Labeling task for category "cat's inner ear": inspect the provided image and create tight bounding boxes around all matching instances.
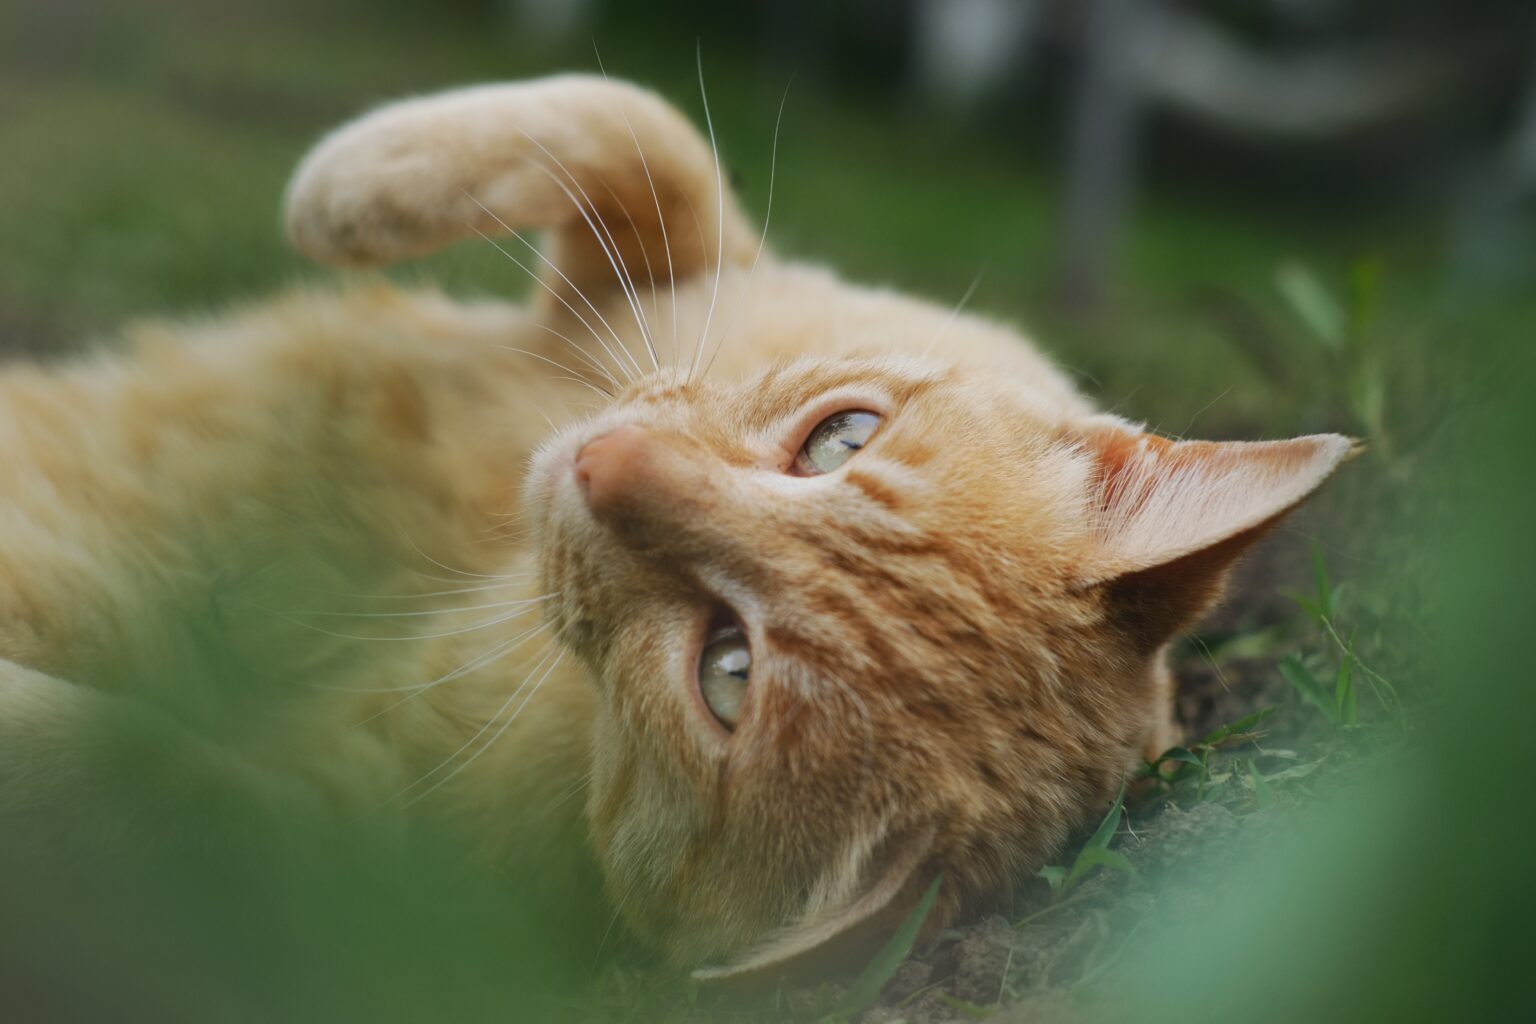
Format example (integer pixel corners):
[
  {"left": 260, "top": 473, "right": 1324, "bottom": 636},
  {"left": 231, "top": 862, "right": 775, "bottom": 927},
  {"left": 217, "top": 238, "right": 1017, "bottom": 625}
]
[
  {"left": 691, "top": 829, "right": 938, "bottom": 990},
  {"left": 1076, "top": 417, "right": 1355, "bottom": 650}
]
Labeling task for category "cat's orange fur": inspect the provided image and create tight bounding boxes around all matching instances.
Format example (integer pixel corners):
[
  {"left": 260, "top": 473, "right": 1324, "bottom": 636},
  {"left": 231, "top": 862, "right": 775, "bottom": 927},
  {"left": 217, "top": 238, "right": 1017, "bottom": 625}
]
[{"left": 0, "top": 76, "right": 1350, "bottom": 980}]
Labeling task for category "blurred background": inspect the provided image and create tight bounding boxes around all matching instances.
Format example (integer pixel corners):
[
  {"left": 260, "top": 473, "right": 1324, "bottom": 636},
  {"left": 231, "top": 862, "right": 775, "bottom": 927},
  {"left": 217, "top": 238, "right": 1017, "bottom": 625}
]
[
  {"left": 1, "top": 1, "right": 1532, "bottom": 1021},
  {"left": 3, "top": 0, "right": 1534, "bottom": 432}
]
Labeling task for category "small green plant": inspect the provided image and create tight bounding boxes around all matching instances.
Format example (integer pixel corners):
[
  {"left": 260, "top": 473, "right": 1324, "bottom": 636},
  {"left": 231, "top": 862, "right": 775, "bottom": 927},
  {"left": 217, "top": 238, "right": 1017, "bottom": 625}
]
[
  {"left": 820, "top": 875, "right": 944, "bottom": 1023},
  {"left": 1282, "top": 544, "right": 1396, "bottom": 724},
  {"left": 1036, "top": 783, "right": 1137, "bottom": 901},
  {"left": 1274, "top": 259, "right": 1391, "bottom": 461},
  {"left": 1145, "top": 706, "right": 1278, "bottom": 783}
]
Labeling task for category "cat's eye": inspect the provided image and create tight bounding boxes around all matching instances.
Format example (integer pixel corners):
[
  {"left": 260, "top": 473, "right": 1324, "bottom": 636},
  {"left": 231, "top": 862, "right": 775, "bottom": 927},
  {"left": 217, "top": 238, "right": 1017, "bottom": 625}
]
[
  {"left": 698, "top": 626, "right": 750, "bottom": 730},
  {"left": 795, "top": 410, "right": 882, "bottom": 475}
]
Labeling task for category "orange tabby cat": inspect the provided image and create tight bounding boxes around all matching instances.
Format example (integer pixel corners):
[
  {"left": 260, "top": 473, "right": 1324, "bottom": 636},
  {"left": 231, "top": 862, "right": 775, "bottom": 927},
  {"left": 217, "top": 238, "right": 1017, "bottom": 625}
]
[{"left": 0, "top": 75, "right": 1350, "bottom": 981}]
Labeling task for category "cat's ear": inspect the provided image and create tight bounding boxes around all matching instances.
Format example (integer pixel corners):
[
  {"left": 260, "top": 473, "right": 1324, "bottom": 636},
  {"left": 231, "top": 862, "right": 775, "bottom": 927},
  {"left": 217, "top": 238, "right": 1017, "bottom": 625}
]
[
  {"left": 691, "top": 830, "right": 938, "bottom": 989},
  {"left": 1075, "top": 417, "right": 1356, "bottom": 650}
]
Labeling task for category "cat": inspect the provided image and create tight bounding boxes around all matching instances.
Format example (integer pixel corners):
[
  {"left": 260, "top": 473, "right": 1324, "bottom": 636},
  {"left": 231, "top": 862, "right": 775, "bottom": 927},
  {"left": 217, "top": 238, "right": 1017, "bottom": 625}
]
[{"left": 0, "top": 74, "right": 1350, "bottom": 984}]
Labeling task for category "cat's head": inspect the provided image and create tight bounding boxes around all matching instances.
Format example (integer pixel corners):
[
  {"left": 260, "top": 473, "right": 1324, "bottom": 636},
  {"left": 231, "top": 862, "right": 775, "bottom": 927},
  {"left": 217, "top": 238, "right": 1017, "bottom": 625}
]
[{"left": 526, "top": 352, "right": 1351, "bottom": 981}]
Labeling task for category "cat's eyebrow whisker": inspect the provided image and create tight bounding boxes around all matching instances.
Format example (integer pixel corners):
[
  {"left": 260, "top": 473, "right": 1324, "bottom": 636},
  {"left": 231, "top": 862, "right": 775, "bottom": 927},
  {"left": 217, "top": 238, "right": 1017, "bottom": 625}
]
[
  {"left": 402, "top": 646, "right": 568, "bottom": 807},
  {"left": 464, "top": 216, "right": 636, "bottom": 388},
  {"left": 595, "top": 43, "right": 681, "bottom": 376},
  {"left": 921, "top": 271, "right": 984, "bottom": 360},
  {"left": 689, "top": 41, "right": 728, "bottom": 385},
  {"left": 505, "top": 136, "right": 657, "bottom": 377},
  {"left": 702, "top": 76, "right": 792, "bottom": 382}
]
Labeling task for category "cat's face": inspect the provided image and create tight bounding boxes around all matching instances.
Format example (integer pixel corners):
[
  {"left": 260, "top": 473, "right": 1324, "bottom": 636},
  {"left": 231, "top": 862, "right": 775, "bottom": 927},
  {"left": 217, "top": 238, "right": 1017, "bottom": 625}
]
[{"left": 526, "top": 355, "right": 1164, "bottom": 971}]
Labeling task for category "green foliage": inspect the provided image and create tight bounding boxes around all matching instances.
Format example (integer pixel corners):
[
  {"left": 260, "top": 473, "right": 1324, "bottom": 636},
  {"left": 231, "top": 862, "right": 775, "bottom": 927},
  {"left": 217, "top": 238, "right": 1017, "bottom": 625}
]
[
  {"left": 823, "top": 875, "right": 944, "bottom": 1023},
  {"left": 1273, "top": 258, "right": 1393, "bottom": 460},
  {"left": 1036, "top": 783, "right": 1138, "bottom": 902},
  {"left": 1283, "top": 544, "right": 1394, "bottom": 725}
]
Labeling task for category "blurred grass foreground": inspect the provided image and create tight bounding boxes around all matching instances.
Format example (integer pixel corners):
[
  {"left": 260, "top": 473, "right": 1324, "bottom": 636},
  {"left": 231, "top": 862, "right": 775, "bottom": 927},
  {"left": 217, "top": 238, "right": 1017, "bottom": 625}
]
[{"left": 2, "top": 1, "right": 1535, "bottom": 1021}]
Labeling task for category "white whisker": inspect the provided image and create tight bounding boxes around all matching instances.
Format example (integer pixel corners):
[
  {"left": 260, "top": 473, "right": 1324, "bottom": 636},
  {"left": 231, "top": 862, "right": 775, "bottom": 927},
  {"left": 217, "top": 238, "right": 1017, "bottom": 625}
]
[
  {"left": 330, "top": 577, "right": 534, "bottom": 602},
  {"left": 293, "top": 593, "right": 551, "bottom": 620},
  {"left": 392, "top": 518, "right": 528, "bottom": 581},
  {"left": 465, "top": 217, "right": 637, "bottom": 386},
  {"left": 595, "top": 43, "right": 680, "bottom": 375},
  {"left": 346, "top": 624, "right": 553, "bottom": 726},
  {"left": 510, "top": 145, "right": 655, "bottom": 377},
  {"left": 403, "top": 647, "right": 568, "bottom": 807},
  {"left": 270, "top": 601, "right": 544, "bottom": 643},
  {"left": 922, "top": 272, "right": 984, "bottom": 359},
  {"left": 497, "top": 345, "right": 615, "bottom": 398},
  {"left": 703, "top": 77, "right": 792, "bottom": 381},
  {"left": 690, "top": 42, "right": 728, "bottom": 383}
]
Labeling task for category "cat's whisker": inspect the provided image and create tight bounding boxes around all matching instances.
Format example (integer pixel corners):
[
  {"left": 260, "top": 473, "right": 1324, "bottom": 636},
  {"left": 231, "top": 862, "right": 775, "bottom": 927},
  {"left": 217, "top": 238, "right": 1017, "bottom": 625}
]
[
  {"left": 348, "top": 624, "right": 553, "bottom": 726},
  {"left": 920, "top": 272, "right": 984, "bottom": 359},
  {"left": 689, "top": 42, "right": 728, "bottom": 384},
  {"left": 497, "top": 345, "right": 614, "bottom": 399},
  {"left": 545, "top": 771, "right": 591, "bottom": 815},
  {"left": 326, "top": 577, "right": 535, "bottom": 602},
  {"left": 403, "top": 647, "right": 568, "bottom": 807},
  {"left": 702, "top": 77, "right": 792, "bottom": 382},
  {"left": 529, "top": 320, "right": 624, "bottom": 394},
  {"left": 270, "top": 601, "right": 545, "bottom": 643},
  {"left": 463, "top": 216, "right": 637, "bottom": 387},
  {"left": 590, "top": 171, "right": 663, "bottom": 367},
  {"left": 392, "top": 518, "right": 533, "bottom": 581},
  {"left": 321, "top": 620, "right": 548, "bottom": 697},
  {"left": 513, "top": 149, "right": 656, "bottom": 378},
  {"left": 459, "top": 193, "right": 636, "bottom": 386},
  {"left": 290, "top": 593, "right": 552, "bottom": 620},
  {"left": 595, "top": 43, "right": 681, "bottom": 377}
]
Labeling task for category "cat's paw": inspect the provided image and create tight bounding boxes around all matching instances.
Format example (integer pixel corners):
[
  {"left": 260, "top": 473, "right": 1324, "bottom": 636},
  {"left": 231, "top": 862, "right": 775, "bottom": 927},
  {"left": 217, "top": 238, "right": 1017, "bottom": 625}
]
[{"left": 283, "top": 75, "right": 756, "bottom": 282}]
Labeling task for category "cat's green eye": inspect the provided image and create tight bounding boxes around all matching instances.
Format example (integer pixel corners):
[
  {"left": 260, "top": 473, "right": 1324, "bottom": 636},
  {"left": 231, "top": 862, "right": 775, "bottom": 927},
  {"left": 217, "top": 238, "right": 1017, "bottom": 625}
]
[
  {"left": 698, "top": 627, "right": 750, "bottom": 730},
  {"left": 795, "top": 410, "right": 882, "bottom": 475}
]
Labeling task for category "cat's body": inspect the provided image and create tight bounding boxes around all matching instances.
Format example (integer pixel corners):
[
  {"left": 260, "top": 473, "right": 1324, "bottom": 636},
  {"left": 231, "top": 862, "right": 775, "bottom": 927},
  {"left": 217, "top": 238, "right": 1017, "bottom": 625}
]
[{"left": 0, "top": 76, "right": 1347, "bottom": 980}]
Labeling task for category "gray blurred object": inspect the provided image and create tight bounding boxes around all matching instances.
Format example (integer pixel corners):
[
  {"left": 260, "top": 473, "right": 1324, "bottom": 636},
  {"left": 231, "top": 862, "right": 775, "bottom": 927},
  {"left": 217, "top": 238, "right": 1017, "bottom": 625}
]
[
  {"left": 502, "top": 0, "right": 593, "bottom": 45},
  {"left": 1451, "top": 31, "right": 1536, "bottom": 289},
  {"left": 912, "top": 0, "right": 1039, "bottom": 108},
  {"left": 1054, "top": 0, "right": 1499, "bottom": 311},
  {"left": 1133, "top": 7, "right": 1462, "bottom": 139},
  {"left": 1059, "top": 0, "right": 1151, "bottom": 311}
]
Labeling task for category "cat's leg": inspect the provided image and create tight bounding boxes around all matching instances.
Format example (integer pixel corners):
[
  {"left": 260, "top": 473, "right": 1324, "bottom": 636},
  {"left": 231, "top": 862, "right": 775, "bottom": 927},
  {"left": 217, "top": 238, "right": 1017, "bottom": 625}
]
[{"left": 283, "top": 76, "right": 759, "bottom": 317}]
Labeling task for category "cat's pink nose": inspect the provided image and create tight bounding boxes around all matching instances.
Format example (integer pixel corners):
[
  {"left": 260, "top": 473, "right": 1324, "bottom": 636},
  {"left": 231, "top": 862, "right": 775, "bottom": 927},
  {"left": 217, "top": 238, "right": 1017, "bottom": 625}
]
[{"left": 574, "top": 424, "right": 652, "bottom": 520}]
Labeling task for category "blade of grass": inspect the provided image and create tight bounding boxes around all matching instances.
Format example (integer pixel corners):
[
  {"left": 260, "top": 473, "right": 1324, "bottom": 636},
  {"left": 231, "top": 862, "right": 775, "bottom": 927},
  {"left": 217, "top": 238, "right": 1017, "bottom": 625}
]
[
  {"left": 1280, "top": 655, "right": 1339, "bottom": 724},
  {"left": 828, "top": 875, "right": 943, "bottom": 1021}
]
